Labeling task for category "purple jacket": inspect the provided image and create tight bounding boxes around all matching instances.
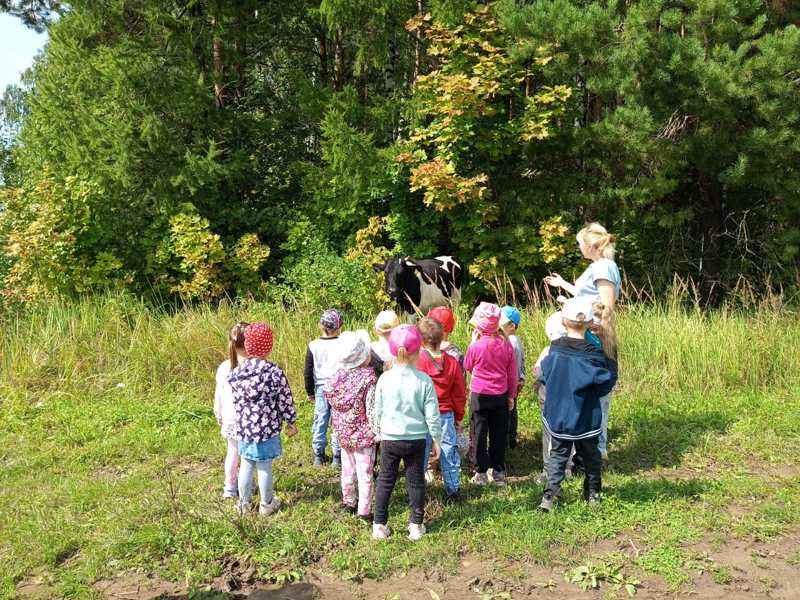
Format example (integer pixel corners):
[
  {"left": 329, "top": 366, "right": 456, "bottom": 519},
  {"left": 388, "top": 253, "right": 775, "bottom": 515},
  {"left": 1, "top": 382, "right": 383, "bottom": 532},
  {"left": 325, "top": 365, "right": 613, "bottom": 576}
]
[{"left": 228, "top": 358, "right": 297, "bottom": 443}]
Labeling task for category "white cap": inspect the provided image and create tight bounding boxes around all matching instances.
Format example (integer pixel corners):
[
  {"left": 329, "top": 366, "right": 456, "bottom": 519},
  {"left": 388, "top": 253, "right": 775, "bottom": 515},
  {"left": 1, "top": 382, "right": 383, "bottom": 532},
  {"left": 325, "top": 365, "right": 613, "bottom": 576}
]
[
  {"left": 374, "top": 310, "right": 400, "bottom": 334},
  {"left": 337, "top": 330, "right": 372, "bottom": 369},
  {"left": 544, "top": 312, "right": 567, "bottom": 341},
  {"left": 561, "top": 297, "right": 594, "bottom": 324}
]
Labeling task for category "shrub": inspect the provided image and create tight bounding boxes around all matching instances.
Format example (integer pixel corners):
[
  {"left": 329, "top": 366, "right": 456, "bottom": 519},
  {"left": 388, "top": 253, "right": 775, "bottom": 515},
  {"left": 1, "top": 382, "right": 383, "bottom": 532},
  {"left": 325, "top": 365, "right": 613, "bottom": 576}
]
[{"left": 273, "top": 234, "right": 381, "bottom": 318}]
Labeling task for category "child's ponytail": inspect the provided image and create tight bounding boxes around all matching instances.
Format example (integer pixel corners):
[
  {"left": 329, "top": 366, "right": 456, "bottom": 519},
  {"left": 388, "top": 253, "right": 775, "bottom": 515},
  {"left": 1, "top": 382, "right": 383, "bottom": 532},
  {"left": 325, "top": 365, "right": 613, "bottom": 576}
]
[
  {"left": 591, "top": 304, "right": 618, "bottom": 361},
  {"left": 228, "top": 322, "right": 250, "bottom": 369},
  {"left": 395, "top": 346, "right": 409, "bottom": 365},
  {"left": 578, "top": 223, "right": 616, "bottom": 260}
]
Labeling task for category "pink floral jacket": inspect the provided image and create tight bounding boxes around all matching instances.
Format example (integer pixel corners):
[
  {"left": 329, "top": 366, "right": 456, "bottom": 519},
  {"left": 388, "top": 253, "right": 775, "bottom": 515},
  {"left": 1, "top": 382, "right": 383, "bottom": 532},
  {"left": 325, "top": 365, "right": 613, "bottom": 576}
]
[{"left": 324, "top": 367, "right": 378, "bottom": 450}]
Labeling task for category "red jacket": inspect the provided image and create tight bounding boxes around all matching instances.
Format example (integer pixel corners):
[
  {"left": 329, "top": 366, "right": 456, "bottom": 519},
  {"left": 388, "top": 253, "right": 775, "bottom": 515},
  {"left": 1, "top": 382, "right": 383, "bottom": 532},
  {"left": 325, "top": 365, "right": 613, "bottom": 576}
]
[{"left": 416, "top": 349, "right": 467, "bottom": 423}]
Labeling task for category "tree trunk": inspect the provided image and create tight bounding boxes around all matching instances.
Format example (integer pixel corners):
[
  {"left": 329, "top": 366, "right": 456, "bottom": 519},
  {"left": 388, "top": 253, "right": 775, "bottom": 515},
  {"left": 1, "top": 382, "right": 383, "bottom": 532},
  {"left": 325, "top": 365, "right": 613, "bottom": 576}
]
[
  {"left": 211, "top": 2, "right": 225, "bottom": 109},
  {"left": 413, "top": 0, "right": 423, "bottom": 85},
  {"left": 232, "top": 10, "right": 244, "bottom": 103},
  {"left": 333, "top": 31, "right": 345, "bottom": 91},
  {"left": 318, "top": 28, "right": 329, "bottom": 88}
]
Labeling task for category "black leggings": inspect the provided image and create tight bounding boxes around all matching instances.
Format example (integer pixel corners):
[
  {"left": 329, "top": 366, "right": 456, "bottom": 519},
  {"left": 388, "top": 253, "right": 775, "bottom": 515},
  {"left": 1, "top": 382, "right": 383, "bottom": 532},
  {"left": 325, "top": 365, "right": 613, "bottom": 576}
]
[
  {"left": 471, "top": 393, "right": 509, "bottom": 474},
  {"left": 508, "top": 404, "right": 518, "bottom": 448},
  {"left": 373, "top": 439, "right": 427, "bottom": 525}
]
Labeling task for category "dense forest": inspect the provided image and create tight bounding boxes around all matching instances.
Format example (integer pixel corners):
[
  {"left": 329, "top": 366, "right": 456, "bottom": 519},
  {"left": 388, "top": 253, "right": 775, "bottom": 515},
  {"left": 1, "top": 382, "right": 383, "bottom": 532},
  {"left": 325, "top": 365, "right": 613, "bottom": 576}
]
[{"left": 1, "top": 0, "right": 799, "bottom": 309}]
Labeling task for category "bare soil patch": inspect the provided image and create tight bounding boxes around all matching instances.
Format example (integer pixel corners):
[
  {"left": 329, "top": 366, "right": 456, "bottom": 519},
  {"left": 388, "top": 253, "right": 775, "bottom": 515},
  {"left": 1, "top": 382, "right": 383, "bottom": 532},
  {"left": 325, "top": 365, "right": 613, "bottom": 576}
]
[{"left": 14, "top": 530, "right": 785, "bottom": 599}]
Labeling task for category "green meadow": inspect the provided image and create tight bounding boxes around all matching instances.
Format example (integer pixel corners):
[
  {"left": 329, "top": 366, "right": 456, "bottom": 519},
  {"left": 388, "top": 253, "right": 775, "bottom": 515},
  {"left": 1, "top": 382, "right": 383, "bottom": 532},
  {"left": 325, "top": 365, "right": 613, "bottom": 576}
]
[{"left": 1, "top": 295, "right": 799, "bottom": 598}]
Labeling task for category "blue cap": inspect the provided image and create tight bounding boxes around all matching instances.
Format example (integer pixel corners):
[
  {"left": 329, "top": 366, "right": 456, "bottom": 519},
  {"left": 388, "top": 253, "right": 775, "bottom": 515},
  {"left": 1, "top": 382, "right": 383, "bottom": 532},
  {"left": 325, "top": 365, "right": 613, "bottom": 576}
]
[{"left": 500, "top": 305, "right": 521, "bottom": 327}]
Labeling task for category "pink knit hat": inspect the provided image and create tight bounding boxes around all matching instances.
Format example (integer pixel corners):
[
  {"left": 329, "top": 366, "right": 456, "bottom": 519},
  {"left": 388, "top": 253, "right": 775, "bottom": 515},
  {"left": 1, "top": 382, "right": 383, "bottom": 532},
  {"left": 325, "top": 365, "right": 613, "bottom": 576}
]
[
  {"left": 388, "top": 324, "right": 422, "bottom": 356},
  {"left": 469, "top": 302, "right": 501, "bottom": 335}
]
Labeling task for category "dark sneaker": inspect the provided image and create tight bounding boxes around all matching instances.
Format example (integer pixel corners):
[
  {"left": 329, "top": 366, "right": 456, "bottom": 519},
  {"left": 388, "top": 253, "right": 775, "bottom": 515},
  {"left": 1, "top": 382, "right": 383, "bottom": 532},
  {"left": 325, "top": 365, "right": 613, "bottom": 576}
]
[
  {"left": 586, "top": 491, "right": 602, "bottom": 504},
  {"left": 539, "top": 493, "right": 558, "bottom": 512},
  {"left": 332, "top": 455, "right": 342, "bottom": 468},
  {"left": 313, "top": 454, "right": 327, "bottom": 467},
  {"left": 444, "top": 492, "right": 461, "bottom": 505},
  {"left": 340, "top": 503, "right": 357, "bottom": 515},
  {"left": 491, "top": 469, "right": 507, "bottom": 487},
  {"left": 357, "top": 513, "right": 373, "bottom": 525}
]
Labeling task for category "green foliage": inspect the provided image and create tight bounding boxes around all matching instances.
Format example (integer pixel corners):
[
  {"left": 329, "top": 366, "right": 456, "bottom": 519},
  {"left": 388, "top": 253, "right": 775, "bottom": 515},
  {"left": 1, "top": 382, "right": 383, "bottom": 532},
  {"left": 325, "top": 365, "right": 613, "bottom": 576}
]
[
  {"left": 0, "top": 169, "right": 123, "bottom": 301},
  {"left": 155, "top": 210, "right": 228, "bottom": 301},
  {"left": 151, "top": 207, "right": 270, "bottom": 301},
  {"left": 497, "top": 0, "right": 800, "bottom": 292},
  {"left": 2, "top": 0, "right": 800, "bottom": 302},
  {"left": 2, "top": 1, "right": 311, "bottom": 301},
  {"left": 399, "top": 6, "right": 573, "bottom": 285},
  {"left": 274, "top": 231, "right": 381, "bottom": 317},
  {"left": 566, "top": 554, "right": 640, "bottom": 595}
]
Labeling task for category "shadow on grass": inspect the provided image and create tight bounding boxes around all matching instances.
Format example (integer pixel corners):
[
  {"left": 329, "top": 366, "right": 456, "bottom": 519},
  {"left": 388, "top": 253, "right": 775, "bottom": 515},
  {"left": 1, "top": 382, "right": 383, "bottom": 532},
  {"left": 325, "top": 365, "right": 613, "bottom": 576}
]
[
  {"left": 609, "top": 407, "right": 734, "bottom": 474},
  {"left": 419, "top": 463, "right": 714, "bottom": 534},
  {"left": 504, "top": 403, "right": 735, "bottom": 479},
  {"left": 609, "top": 475, "right": 712, "bottom": 503}
]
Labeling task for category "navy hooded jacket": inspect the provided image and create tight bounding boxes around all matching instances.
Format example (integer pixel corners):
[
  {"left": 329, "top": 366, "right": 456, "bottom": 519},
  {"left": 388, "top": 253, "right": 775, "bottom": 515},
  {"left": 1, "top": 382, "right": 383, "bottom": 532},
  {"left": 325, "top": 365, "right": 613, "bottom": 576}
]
[{"left": 540, "top": 337, "right": 618, "bottom": 441}]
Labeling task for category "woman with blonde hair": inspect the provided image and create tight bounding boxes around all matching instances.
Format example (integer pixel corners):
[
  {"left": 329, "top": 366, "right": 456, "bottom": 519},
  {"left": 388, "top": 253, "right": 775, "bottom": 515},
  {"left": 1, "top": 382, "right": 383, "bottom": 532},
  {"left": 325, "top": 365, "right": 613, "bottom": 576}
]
[
  {"left": 544, "top": 223, "right": 621, "bottom": 311},
  {"left": 544, "top": 223, "right": 621, "bottom": 460}
]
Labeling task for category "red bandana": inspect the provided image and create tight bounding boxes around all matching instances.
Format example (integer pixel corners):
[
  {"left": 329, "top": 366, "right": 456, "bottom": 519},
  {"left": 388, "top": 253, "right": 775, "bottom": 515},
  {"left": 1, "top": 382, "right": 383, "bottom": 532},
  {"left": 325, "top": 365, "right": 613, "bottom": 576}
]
[{"left": 244, "top": 323, "right": 273, "bottom": 357}]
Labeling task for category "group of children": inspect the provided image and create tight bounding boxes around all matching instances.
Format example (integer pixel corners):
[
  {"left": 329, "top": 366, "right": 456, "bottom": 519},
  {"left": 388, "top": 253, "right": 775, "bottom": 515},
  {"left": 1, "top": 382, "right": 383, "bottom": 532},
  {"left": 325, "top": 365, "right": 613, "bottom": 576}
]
[{"left": 212, "top": 297, "right": 618, "bottom": 539}]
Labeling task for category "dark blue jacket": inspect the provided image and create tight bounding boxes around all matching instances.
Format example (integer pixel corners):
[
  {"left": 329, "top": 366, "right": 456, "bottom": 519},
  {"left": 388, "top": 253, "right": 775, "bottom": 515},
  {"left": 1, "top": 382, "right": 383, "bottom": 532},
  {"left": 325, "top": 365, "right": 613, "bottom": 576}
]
[{"left": 540, "top": 338, "right": 618, "bottom": 441}]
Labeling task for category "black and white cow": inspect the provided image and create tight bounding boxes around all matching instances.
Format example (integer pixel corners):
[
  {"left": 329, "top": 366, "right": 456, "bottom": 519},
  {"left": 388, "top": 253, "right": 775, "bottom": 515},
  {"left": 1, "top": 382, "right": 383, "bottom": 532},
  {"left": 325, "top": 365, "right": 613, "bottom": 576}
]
[{"left": 373, "top": 256, "right": 463, "bottom": 314}]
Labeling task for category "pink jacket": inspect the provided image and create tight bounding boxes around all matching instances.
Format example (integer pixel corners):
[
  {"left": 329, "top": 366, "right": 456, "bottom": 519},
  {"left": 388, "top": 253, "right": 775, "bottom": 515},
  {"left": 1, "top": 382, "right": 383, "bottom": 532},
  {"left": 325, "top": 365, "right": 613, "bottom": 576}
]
[
  {"left": 325, "top": 367, "right": 378, "bottom": 450},
  {"left": 464, "top": 334, "right": 518, "bottom": 399}
]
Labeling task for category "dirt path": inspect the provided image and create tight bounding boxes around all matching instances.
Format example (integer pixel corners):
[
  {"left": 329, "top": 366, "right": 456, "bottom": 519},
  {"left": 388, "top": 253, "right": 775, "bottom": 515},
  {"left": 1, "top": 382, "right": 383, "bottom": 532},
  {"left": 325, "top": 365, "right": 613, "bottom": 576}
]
[{"left": 17, "top": 529, "right": 797, "bottom": 600}]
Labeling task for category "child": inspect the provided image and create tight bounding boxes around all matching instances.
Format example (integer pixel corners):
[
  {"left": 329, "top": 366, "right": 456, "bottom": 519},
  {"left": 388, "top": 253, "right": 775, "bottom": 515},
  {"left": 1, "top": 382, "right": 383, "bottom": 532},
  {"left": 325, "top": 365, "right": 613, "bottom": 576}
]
[
  {"left": 533, "top": 313, "right": 568, "bottom": 484},
  {"left": 426, "top": 305, "right": 476, "bottom": 468},
  {"left": 416, "top": 317, "right": 467, "bottom": 503},
  {"left": 499, "top": 306, "right": 525, "bottom": 449},
  {"left": 464, "top": 302, "right": 518, "bottom": 487},
  {"left": 214, "top": 322, "right": 249, "bottom": 499},
  {"left": 228, "top": 323, "right": 298, "bottom": 515},
  {"left": 373, "top": 325, "right": 442, "bottom": 541},
  {"left": 589, "top": 303, "right": 618, "bottom": 461},
  {"left": 426, "top": 306, "right": 465, "bottom": 370},
  {"left": 370, "top": 309, "right": 400, "bottom": 373},
  {"left": 538, "top": 298, "right": 618, "bottom": 511},
  {"left": 325, "top": 330, "right": 378, "bottom": 523},
  {"left": 304, "top": 309, "right": 343, "bottom": 466}
]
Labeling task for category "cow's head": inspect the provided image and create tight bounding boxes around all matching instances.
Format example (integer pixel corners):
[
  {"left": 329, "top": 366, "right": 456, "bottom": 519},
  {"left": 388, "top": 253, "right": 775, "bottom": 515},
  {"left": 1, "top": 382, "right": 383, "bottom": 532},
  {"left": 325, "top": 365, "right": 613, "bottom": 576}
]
[{"left": 373, "top": 257, "right": 421, "bottom": 300}]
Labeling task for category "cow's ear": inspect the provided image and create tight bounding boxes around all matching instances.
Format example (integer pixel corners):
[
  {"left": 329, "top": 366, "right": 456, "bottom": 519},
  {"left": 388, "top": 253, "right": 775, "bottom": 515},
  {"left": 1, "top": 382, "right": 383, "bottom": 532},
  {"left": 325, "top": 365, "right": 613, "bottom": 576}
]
[{"left": 372, "top": 262, "right": 386, "bottom": 273}]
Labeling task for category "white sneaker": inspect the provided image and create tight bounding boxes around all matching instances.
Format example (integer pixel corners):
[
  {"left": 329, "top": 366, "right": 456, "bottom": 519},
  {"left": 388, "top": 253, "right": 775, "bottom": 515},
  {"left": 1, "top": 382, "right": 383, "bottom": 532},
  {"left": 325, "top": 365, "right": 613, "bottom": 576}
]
[
  {"left": 408, "top": 523, "right": 426, "bottom": 541},
  {"left": 372, "top": 523, "right": 391, "bottom": 540},
  {"left": 471, "top": 472, "right": 489, "bottom": 486},
  {"left": 424, "top": 469, "right": 436, "bottom": 485},
  {"left": 238, "top": 499, "right": 252, "bottom": 515},
  {"left": 259, "top": 496, "right": 281, "bottom": 516}
]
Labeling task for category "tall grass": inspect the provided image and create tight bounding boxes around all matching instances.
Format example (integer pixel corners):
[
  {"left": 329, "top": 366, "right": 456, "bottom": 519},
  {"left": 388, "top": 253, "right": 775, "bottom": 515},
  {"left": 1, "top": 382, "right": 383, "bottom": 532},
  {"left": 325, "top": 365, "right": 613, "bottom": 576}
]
[{"left": 2, "top": 292, "right": 798, "bottom": 403}]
